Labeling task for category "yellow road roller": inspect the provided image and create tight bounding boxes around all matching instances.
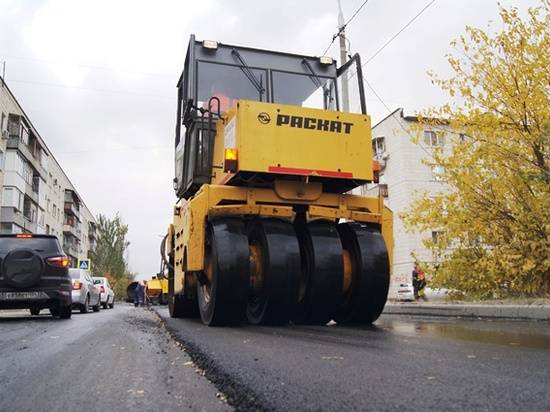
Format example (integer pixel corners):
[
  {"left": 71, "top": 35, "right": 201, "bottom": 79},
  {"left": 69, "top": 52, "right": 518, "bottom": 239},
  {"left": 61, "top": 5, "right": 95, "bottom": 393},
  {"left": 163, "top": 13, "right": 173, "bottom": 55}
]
[{"left": 161, "top": 35, "right": 393, "bottom": 326}]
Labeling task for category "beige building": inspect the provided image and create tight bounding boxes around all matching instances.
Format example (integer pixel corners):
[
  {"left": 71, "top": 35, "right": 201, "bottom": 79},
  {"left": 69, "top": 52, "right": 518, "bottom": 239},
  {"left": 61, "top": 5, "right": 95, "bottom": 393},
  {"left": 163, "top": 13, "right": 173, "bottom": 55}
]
[
  {"left": 357, "top": 108, "right": 456, "bottom": 298},
  {"left": 0, "top": 78, "right": 96, "bottom": 267}
]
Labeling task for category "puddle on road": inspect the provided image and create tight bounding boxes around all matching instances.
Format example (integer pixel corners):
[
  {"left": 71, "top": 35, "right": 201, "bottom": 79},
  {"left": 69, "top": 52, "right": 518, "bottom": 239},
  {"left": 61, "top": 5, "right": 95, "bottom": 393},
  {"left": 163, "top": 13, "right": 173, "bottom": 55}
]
[{"left": 378, "top": 318, "right": 550, "bottom": 350}]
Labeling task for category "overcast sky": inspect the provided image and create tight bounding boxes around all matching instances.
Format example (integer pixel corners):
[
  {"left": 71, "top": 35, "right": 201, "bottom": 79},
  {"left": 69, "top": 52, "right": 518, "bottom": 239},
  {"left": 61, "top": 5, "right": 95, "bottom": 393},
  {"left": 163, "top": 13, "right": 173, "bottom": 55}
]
[{"left": 0, "top": 0, "right": 537, "bottom": 278}]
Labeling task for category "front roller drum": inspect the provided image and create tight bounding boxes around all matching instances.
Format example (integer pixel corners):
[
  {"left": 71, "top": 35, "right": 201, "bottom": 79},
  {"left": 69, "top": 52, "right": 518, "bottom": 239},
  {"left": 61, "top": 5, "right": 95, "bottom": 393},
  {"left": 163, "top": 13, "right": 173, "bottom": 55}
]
[
  {"left": 197, "top": 218, "right": 250, "bottom": 326},
  {"left": 336, "top": 222, "right": 390, "bottom": 324},
  {"left": 247, "top": 219, "right": 301, "bottom": 325}
]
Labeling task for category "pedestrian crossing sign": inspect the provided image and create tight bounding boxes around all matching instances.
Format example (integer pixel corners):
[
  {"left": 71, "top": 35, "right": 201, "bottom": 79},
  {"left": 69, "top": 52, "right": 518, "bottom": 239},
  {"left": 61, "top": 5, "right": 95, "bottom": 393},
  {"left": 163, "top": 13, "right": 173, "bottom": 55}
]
[{"left": 78, "top": 259, "right": 91, "bottom": 270}]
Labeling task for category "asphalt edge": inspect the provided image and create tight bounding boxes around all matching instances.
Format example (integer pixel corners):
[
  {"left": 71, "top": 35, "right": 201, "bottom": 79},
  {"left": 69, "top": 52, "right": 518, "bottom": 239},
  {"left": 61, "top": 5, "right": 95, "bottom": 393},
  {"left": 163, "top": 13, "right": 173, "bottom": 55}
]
[
  {"left": 150, "top": 308, "right": 268, "bottom": 412},
  {"left": 384, "top": 303, "right": 550, "bottom": 321}
]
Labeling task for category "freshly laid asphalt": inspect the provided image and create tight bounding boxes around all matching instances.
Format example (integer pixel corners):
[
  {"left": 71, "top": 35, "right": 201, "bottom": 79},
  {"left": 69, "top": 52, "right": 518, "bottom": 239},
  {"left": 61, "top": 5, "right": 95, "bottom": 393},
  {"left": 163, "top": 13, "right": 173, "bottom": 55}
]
[
  {"left": 0, "top": 305, "right": 229, "bottom": 412},
  {"left": 157, "top": 308, "right": 550, "bottom": 411}
]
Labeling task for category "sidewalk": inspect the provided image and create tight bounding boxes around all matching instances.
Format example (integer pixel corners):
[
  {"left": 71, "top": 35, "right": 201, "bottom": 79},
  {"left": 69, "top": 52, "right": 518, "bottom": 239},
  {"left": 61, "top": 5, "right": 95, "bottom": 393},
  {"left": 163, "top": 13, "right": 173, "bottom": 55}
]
[{"left": 384, "top": 301, "right": 550, "bottom": 321}]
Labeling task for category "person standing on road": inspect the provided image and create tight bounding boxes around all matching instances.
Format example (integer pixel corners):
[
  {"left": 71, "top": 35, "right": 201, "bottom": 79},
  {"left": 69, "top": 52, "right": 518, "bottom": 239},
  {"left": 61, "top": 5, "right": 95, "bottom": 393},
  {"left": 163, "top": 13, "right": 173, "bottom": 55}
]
[
  {"left": 134, "top": 281, "right": 145, "bottom": 307},
  {"left": 143, "top": 280, "right": 150, "bottom": 307},
  {"left": 412, "top": 263, "right": 420, "bottom": 300},
  {"left": 417, "top": 266, "right": 428, "bottom": 301}
]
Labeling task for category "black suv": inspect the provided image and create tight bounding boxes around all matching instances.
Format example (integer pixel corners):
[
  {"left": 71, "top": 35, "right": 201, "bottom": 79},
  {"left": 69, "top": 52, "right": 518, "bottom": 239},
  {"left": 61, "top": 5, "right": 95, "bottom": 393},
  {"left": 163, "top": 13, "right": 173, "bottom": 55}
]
[{"left": 0, "top": 234, "right": 72, "bottom": 319}]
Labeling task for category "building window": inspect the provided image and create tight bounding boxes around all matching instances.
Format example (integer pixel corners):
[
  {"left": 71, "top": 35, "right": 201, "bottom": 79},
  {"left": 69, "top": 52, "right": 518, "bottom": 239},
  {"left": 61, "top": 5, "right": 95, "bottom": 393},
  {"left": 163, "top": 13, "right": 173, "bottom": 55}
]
[
  {"left": 379, "top": 183, "right": 389, "bottom": 198},
  {"left": 424, "top": 130, "right": 445, "bottom": 147},
  {"left": 372, "top": 136, "right": 386, "bottom": 158},
  {"left": 432, "top": 230, "right": 445, "bottom": 244},
  {"left": 0, "top": 112, "right": 5, "bottom": 132},
  {"left": 431, "top": 164, "right": 446, "bottom": 181}
]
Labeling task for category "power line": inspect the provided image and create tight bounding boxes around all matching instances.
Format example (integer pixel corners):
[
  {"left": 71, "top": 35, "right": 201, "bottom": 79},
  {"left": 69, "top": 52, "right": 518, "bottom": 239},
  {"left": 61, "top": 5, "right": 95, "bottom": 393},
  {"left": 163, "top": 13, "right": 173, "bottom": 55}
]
[
  {"left": 56, "top": 144, "right": 171, "bottom": 156},
  {"left": 7, "top": 78, "right": 173, "bottom": 100},
  {"left": 348, "top": 0, "right": 437, "bottom": 81},
  {"left": 0, "top": 53, "right": 174, "bottom": 78},
  {"left": 363, "top": 77, "right": 436, "bottom": 160},
  {"left": 322, "top": 0, "right": 372, "bottom": 56},
  {"left": 364, "top": 0, "right": 436, "bottom": 66}
]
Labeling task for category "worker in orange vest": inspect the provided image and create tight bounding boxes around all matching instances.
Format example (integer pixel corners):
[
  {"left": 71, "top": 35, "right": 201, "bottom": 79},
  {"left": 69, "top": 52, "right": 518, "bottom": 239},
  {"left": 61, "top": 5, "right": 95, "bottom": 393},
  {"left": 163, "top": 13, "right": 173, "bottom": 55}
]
[{"left": 203, "top": 83, "right": 235, "bottom": 114}]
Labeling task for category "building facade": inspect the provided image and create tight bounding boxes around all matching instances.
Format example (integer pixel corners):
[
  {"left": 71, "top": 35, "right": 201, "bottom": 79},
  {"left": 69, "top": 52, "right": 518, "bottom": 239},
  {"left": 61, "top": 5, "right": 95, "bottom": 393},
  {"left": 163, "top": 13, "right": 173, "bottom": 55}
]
[
  {"left": 0, "top": 79, "right": 96, "bottom": 267},
  {"left": 357, "top": 108, "right": 454, "bottom": 298}
]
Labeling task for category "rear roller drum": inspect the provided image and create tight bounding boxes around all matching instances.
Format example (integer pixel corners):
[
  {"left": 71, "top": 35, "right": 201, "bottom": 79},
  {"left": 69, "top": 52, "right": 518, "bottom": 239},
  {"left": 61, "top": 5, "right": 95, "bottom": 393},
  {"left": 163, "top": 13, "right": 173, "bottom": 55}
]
[
  {"left": 197, "top": 218, "right": 249, "bottom": 326},
  {"left": 336, "top": 222, "right": 390, "bottom": 324},
  {"left": 169, "top": 289, "right": 199, "bottom": 318},
  {"left": 168, "top": 254, "right": 199, "bottom": 319},
  {"left": 293, "top": 220, "right": 343, "bottom": 325},
  {"left": 247, "top": 219, "right": 301, "bottom": 326}
]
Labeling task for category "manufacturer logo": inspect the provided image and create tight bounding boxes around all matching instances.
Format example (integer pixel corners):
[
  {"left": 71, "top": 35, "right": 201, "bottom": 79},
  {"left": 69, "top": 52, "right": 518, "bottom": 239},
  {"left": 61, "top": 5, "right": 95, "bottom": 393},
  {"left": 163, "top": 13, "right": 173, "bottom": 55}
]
[
  {"left": 257, "top": 112, "right": 271, "bottom": 124},
  {"left": 276, "top": 114, "right": 353, "bottom": 134}
]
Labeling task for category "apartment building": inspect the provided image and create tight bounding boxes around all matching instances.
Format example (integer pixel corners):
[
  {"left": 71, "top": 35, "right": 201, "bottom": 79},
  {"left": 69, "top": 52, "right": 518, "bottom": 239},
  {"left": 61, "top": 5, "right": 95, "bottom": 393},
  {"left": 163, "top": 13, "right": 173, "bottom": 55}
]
[
  {"left": 0, "top": 78, "right": 96, "bottom": 267},
  {"left": 358, "top": 108, "right": 455, "bottom": 298}
]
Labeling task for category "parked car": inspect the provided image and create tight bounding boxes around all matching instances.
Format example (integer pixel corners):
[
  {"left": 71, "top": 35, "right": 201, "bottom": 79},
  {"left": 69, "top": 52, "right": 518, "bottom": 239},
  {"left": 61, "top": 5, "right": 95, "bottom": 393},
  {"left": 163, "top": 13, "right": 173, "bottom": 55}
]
[
  {"left": 396, "top": 283, "right": 415, "bottom": 302},
  {"left": 69, "top": 268, "right": 101, "bottom": 313},
  {"left": 93, "top": 277, "right": 115, "bottom": 309},
  {"left": 0, "top": 234, "right": 72, "bottom": 318}
]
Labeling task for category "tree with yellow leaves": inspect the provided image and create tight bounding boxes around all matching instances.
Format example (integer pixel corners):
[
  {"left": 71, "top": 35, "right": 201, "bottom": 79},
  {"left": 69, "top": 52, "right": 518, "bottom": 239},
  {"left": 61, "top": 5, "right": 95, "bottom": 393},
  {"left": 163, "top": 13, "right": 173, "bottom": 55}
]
[{"left": 403, "top": 1, "right": 549, "bottom": 298}]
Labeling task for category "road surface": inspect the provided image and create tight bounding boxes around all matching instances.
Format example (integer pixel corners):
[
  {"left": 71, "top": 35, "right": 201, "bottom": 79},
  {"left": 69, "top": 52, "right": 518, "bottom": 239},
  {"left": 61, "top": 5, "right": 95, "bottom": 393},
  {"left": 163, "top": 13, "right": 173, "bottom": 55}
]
[
  {"left": 0, "top": 305, "right": 229, "bottom": 412},
  {"left": 158, "top": 309, "right": 550, "bottom": 411},
  {"left": 2, "top": 304, "right": 549, "bottom": 411}
]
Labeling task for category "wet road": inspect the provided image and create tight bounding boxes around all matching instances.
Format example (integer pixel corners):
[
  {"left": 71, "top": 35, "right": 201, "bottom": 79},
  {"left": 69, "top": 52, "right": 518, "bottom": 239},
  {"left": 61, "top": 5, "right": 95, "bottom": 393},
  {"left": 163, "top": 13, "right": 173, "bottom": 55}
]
[
  {"left": 0, "top": 305, "right": 229, "bottom": 412},
  {"left": 158, "top": 309, "right": 550, "bottom": 411}
]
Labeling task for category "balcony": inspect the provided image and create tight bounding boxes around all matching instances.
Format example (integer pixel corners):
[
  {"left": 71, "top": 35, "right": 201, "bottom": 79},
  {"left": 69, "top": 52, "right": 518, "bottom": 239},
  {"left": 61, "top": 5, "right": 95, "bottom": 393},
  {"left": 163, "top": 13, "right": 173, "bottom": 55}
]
[
  {"left": 63, "top": 223, "right": 80, "bottom": 239},
  {"left": 6, "top": 136, "right": 47, "bottom": 178},
  {"left": 63, "top": 242, "right": 79, "bottom": 258},
  {"left": 88, "top": 222, "right": 97, "bottom": 240},
  {"left": 64, "top": 202, "right": 80, "bottom": 219}
]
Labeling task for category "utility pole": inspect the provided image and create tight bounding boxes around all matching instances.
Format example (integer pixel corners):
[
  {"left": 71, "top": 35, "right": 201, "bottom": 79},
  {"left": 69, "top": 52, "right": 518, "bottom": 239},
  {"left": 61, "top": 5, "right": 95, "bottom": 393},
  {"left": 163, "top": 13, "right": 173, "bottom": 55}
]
[{"left": 337, "top": 0, "right": 349, "bottom": 112}]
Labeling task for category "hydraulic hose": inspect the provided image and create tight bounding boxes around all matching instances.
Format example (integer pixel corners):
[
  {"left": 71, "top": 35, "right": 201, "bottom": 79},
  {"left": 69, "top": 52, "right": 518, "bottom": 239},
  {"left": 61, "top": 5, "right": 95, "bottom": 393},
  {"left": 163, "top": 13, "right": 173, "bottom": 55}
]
[{"left": 160, "top": 233, "right": 174, "bottom": 272}]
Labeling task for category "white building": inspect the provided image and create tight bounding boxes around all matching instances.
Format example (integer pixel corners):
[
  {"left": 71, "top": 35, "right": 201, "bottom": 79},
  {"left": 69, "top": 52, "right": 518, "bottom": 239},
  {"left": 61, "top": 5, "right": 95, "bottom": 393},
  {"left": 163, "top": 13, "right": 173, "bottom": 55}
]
[
  {"left": 359, "top": 108, "right": 455, "bottom": 298},
  {"left": 0, "top": 78, "right": 96, "bottom": 267}
]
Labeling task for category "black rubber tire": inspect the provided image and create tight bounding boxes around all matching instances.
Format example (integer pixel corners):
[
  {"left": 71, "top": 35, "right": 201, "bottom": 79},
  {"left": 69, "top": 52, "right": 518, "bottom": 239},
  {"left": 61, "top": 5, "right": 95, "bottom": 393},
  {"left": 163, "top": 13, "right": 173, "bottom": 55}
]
[
  {"left": 246, "top": 219, "right": 301, "bottom": 326},
  {"left": 30, "top": 308, "right": 40, "bottom": 316},
  {"left": 102, "top": 301, "right": 108, "bottom": 309},
  {"left": 58, "top": 305, "right": 72, "bottom": 319},
  {"left": 158, "top": 292, "right": 167, "bottom": 305},
  {"left": 335, "top": 223, "right": 390, "bottom": 324},
  {"left": 293, "top": 220, "right": 343, "bottom": 325},
  {"left": 197, "top": 218, "right": 249, "bottom": 326},
  {"left": 109, "top": 300, "right": 114, "bottom": 309},
  {"left": 80, "top": 296, "right": 89, "bottom": 314},
  {"left": 92, "top": 297, "right": 101, "bottom": 312},
  {"left": 169, "top": 292, "right": 199, "bottom": 318},
  {"left": 2, "top": 248, "right": 44, "bottom": 288}
]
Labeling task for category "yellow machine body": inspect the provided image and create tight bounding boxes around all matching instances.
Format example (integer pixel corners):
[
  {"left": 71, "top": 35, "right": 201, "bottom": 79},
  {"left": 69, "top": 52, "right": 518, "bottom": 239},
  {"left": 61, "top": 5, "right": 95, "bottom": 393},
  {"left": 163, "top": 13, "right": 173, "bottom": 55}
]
[
  {"left": 212, "top": 101, "right": 374, "bottom": 185},
  {"left": 168, "top": 101, "right": 393, "bottom": 297},
  {"left": 146, "top": 277, "right": 169, "bottom": 298},
  {"left": 166, "top": 37, "right": 393, "bottom": 325}
]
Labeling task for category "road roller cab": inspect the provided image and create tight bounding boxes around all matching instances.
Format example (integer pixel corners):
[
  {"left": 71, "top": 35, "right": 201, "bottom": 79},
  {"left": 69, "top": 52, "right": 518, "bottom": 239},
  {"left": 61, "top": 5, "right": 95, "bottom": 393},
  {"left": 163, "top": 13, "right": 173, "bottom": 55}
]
[{"left": 164, "top": 35, "right": 393, "bottom": 327}]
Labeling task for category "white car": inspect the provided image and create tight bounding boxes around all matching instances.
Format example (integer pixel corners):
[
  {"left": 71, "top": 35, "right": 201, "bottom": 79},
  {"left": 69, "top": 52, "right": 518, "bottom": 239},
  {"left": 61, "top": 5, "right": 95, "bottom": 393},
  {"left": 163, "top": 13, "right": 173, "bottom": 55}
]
[
  {"left": 93, "top": 277, "right": 115, "bottom": 309},
  {"left": 396, "top": 283, "right": 415, "bottom": 301},
  {"left": 69, "top": 269, "right": 101, "bottom": 313}
]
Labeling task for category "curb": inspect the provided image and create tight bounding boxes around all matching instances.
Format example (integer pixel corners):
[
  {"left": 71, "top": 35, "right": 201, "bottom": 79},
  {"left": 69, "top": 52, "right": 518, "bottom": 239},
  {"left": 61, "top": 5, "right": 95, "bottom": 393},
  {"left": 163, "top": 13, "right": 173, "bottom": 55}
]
[{"left": 383, "top": 303, "right": 550, "bottom": 321}]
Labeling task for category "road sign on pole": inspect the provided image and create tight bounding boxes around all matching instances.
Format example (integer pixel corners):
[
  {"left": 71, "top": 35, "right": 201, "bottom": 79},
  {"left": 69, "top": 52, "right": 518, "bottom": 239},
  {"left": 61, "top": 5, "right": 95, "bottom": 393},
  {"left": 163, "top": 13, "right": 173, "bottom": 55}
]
[{"left": 78, "top": 259, "right": 91, "bottom": 270}]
